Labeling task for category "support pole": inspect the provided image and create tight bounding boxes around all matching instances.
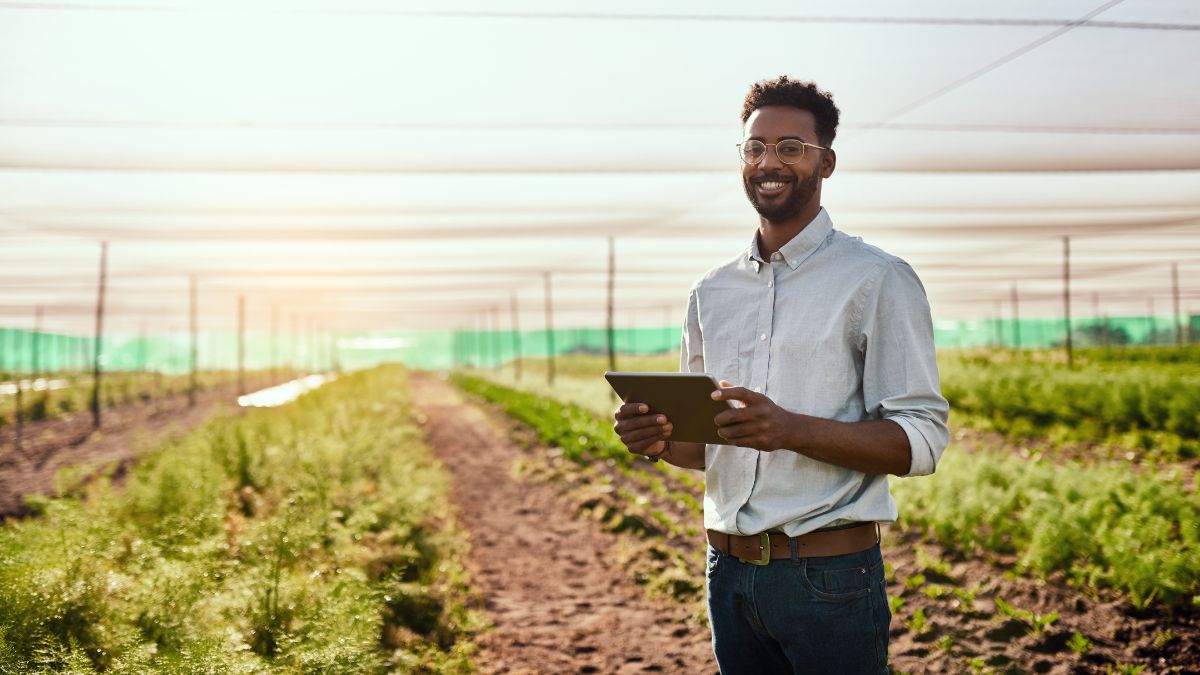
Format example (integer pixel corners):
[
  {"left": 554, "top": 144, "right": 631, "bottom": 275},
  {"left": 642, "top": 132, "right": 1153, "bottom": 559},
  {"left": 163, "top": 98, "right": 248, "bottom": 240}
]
[
  {"left": 1010, "top": 283, "right": 1021, "bottom": 349},
  {"left": 14, "top": 330, "right": 23, "bottom": 453},
  {"left": 607, "top": 236, "right": 617, "bottom": 373},
  {"left": 1172, "top": 262, "right": 1182, "bottom": 346},
  {"left": 91, "top": 242, "right": 108, "bottom": 429},
  {"left": 189, "top": 274, "right": 198, "bottom": 407},
  {"left": 238, "top": 295, "right": 246, "bottom": 396},
  {"left": 1062, "top": 236, "right": 1073, "bottom": 368},
  {"left": 511, "top": 291, "right": 522, "bottom": 380},
  {"left": 270, "top": 303, "right": 279, "bottom": 381},
  {"left": 544, "top": 271, "right": 556, "bottom": 386},
  {"left": 491, "top": 306, "right": 501, "bottom": 371},
  {"left": 33, "top": 306, "right": 43, "bottom": 380}
]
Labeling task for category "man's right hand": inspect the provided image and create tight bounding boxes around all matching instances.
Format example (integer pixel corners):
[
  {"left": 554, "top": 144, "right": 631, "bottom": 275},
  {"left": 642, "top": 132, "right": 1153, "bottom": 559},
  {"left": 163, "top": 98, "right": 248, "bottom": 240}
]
[{"left": 613, "top": 402, "right": 673, "bottom": 459}]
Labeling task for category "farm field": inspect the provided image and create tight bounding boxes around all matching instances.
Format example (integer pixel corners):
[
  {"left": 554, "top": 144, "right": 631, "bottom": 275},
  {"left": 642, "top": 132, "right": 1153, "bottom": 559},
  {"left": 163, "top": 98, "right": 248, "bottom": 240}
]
[
  {"left": 0, "top": 366, "right": 480, "bottom": 673},
  {"left": 458, "top": 348, "right": 1200, "bottom": 673},
  {"left": 2, "top": 350, "right": 1198, "bottom": 673}
]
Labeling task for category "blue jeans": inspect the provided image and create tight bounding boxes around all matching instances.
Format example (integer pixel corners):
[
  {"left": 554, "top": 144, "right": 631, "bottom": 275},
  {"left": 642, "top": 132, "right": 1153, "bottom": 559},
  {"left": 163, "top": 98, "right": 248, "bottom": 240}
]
[{"left": 706, "top": 542, "right": 891, "bottom": 674}]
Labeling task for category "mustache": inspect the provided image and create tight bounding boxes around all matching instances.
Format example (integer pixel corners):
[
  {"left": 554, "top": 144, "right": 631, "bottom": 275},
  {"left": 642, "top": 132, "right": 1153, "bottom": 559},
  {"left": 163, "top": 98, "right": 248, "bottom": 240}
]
[{"left": 751, "top": 173, "right": 792, "bottom": 183}]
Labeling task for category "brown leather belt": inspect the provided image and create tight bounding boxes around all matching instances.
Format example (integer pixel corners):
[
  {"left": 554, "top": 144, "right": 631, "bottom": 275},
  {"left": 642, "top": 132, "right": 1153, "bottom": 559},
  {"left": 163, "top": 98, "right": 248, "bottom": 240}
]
[{"left": 707, "top": 523, "right": 879, "bottom": 565}]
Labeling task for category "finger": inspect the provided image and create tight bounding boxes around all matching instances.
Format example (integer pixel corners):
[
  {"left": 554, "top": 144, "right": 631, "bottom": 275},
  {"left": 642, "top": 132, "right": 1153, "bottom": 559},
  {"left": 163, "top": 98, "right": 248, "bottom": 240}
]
[
  {"left": 627, "top": 439, "right": 665, "bottom": 456},
  {"left": 614, "top": 402, "right": 651, "bottom": 419},
  {"left": 622, "top": 424, "right": 672, "bottom": 445},
  {"left": 716, "top": 421, "right": 756, "bottom": 442},
  {"left": 615, "top": 414, "right": 671, "bottom": 434},
  {"left": 712, "top": 386, "right": 760, "bottom": 404},
  {"left": 713, "top": 408, "right": 749, "bottom": 426}
]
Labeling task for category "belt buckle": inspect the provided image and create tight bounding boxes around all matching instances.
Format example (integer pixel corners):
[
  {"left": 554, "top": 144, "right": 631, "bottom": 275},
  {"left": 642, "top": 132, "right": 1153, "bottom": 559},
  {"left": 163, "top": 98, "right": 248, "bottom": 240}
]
[{"left": 740, "top": 532, "right": 771, "bottom": 566}]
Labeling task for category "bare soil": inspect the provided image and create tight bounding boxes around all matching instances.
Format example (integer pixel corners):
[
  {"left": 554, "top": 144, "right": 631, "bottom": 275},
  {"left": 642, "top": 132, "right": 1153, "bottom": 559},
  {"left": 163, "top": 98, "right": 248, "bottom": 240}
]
[
  {"left": 0, "top": 377, "right": 280, "bottom": 518},
  {"left": 410, "top": 372, "right": 717, "bottom": 674},
  {"left": 447, "top": 375, "right": 1200, "bottom": 674}
]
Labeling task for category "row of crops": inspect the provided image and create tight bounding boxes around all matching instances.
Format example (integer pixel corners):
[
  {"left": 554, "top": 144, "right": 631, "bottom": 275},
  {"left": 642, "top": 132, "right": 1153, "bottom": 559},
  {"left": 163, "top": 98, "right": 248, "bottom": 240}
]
[
  {"left": 0, "top": 366, "right": 479, "bottom": 673},
  {"left": 457, "top": 349, "right": 1200, "bottom": 611},
  {"left": 0, "top": 369, "right": 298, "bottom": 430}
]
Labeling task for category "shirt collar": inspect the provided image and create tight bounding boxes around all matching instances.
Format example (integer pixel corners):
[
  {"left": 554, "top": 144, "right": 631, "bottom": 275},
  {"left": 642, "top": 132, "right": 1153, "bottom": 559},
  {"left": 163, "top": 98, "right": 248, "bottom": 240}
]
[{"left": 746, "top": 207, "right": 834, "bottom": 271}]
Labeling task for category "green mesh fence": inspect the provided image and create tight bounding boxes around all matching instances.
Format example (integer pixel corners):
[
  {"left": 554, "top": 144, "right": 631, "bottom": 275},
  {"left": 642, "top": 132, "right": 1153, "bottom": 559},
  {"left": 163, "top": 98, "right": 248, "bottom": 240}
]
[{"left": 1, "top": 315, "right": 1197, "bottom": 377}]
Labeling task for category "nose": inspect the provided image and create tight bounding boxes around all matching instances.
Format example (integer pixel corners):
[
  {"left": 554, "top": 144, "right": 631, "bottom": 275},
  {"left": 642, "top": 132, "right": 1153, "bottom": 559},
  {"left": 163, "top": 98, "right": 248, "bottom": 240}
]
[{"left": 759, "top": 144, "right": 784, "bottom": 171}]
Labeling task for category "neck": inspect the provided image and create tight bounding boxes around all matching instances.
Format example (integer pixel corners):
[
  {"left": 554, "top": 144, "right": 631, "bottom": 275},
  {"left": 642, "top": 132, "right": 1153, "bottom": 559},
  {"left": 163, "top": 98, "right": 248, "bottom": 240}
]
[{"left": 757, "top": 201, "right": 822, "bottom": 260}]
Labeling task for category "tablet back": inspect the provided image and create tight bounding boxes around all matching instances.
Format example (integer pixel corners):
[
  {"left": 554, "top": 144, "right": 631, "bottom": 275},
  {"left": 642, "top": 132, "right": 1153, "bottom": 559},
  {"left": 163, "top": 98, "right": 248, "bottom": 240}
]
[{"left": 604, "top": 372, "right": 731, "bottom": 445}]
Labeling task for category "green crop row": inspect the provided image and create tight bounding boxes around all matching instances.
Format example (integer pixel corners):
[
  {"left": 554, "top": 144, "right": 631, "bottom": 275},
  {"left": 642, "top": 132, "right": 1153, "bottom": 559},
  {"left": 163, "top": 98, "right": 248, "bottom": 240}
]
[
  {"left": 939, "top": 354, "right": 1200, "bottom": 457},
  {"left": 0, "top": 365, "right": 479, "bottom": 673},
  {"left": 462, "top": 368, "right": 1200, "bottom": 611},
  {"left": 0, "top": 370, "right": 298, "bottom": 431},
  {"left": 453, "top": 373, "right": 633, "bottom": 468},
  {"left": 891, "top": 447, "right": 1200, "bottom": 610}
]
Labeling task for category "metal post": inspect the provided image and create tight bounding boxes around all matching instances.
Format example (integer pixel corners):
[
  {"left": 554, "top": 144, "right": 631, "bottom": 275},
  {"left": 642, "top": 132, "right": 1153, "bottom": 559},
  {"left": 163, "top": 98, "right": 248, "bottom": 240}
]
[
  {"left": 1172, "top": 262, "right": 1182, "bottom": 346},
  {"left": 189, "top": 274, "right": 198, "bottom": 407},
  {"left": 270, "top": 303, "right": 278, "bottom": 381},
  {"left": 1062, "top": 236, "right": 1073, "bottom": 368},
  {"left": 607, "top": 237, "right": 617, "bottom": 373},
  {"left": 33, "top": 306, "right": 43, "bottom": 380},
  {"left": 238, "top": 295, "right": 246, "bottom": 396},
  {"left": 544, "top": 271, "right": 556, "bottom": 386},
  {"left": 1010, "top": 283, "right": 1021, "bottom": 349},
  {"left": 491, "top": 306, "right": 501, "bottom": 371},
  {"left": 510, "top": 292, "right": 523, "bottom": 380},
  {"left": 14, "top": 330, "right": 23, "bottom": 453},
  {"left": 91, "top": 242, "right": 108, "bottom": 428}
]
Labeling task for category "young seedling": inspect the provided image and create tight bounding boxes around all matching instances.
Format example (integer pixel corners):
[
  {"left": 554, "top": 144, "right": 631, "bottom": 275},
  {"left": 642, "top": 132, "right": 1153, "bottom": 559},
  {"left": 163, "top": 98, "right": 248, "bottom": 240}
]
[
  {"left": 1067, "top": 631, "right": 1092, "bottom": 656},
  {"left": 905, "top": 607, "right": 928, "bottom": 635},
  {"left": 952, "top": 586, "right": 977, "bottom": 613},
  {"left": 904, "top": 573, "right": 927, "bottom": 591},
  {"left": 889, "top": 595, "right": 906, "bottom": 614}
]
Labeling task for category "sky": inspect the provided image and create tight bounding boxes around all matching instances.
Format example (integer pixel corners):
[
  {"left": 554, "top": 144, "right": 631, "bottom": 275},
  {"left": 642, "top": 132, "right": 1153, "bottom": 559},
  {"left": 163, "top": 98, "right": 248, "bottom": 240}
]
[{"left": 1, "top": 0, "right": 1198, "bottom": 337}]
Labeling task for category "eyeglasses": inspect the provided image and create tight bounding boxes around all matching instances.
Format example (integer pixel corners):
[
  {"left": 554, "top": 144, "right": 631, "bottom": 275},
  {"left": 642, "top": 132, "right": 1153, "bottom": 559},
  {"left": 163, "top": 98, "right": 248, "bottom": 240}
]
[{"left": 736, "top": 139, "right": 827, "bottom": 165}]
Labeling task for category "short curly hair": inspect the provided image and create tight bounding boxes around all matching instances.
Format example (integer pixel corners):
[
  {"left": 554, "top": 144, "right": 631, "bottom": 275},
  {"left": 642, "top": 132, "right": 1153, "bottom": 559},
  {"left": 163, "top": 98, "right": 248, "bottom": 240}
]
[{"left": 741, "top": 76, "right": 840, "bottom": 147}]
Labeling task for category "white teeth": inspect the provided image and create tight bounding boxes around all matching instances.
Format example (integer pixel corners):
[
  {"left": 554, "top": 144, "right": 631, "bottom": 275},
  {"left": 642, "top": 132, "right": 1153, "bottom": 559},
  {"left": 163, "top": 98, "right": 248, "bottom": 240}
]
[{"left": 759, "top": 181, "right": 785, "bottom": 190}]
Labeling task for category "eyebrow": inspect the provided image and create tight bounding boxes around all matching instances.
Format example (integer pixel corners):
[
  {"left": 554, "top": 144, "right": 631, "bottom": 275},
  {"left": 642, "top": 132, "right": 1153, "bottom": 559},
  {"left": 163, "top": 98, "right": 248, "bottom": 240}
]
[{"left": 746, "top": 135, "right": 806, "bottom": 142}]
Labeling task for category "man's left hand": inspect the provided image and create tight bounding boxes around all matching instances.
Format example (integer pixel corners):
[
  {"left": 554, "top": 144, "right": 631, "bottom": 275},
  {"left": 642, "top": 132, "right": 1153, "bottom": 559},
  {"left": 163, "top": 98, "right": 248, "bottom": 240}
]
[{"left": 711, "top": 384, "right": 798, "bottom": 451}]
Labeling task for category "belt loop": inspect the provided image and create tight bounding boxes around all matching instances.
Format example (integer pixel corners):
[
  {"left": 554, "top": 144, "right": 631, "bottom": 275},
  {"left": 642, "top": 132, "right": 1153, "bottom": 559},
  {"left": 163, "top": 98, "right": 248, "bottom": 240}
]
[{"left": 787, "top": 533, "right": 800, "bottom": 564}]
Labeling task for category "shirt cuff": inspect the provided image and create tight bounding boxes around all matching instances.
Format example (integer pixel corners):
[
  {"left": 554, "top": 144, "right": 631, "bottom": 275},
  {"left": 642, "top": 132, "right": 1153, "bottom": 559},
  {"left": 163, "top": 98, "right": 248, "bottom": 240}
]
[{"left": 889, "top": 415, "right": 937, "bottom": 477}]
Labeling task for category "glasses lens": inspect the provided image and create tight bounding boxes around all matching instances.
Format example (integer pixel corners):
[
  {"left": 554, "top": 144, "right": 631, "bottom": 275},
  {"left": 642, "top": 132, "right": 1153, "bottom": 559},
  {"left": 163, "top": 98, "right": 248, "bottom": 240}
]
[
  {"left": 776, "top": 140, "right": 807, "bottom": 164},
  {"left": 740, "top": 140, "right": 766, "bottom": 164}
]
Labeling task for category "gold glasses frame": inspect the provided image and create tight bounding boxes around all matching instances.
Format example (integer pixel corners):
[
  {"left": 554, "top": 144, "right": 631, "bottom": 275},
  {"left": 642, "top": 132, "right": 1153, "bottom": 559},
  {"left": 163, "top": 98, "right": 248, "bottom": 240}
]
[{"left": 736, "top": 139, "right": 827, "bottom": 165}]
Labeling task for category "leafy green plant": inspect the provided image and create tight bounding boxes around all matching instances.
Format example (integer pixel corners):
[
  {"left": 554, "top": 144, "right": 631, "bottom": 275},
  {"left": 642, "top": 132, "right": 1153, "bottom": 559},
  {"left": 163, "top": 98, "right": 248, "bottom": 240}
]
[
  {"left": 1068, "top": 631, "right": 1092, "bottom": 656},
  {"left": 905, "top": 608, "right": 928, "bottom": 634},
  {"left": 0, "top": 365, "right": 479, "bottom": 673}
]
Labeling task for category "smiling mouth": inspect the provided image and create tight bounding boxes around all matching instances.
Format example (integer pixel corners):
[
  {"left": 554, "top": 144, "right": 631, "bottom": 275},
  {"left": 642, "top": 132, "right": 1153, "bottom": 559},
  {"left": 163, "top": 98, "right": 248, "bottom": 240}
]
[{"left": 753, "top": 178, "right": 791, "bottom": 196}]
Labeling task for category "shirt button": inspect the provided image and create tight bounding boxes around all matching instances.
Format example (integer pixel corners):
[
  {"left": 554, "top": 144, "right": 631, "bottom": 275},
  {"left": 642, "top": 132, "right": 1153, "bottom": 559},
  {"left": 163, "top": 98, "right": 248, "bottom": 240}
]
[
  {"left": 767, "top": 280, "right": 773, "bottom": 287},
  {"left": 753, "top": 386, "right": 762, "bottom": 393},
  {"left": 772, "top": 253, "right": 782, "bottom": 261},
  {"left": 759, "top": 333, "right": 767, "bottom": 341}
]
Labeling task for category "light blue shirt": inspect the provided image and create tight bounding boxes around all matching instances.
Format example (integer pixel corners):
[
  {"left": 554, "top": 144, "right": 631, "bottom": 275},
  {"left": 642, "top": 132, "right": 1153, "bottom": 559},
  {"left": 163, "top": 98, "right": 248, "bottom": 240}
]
[{"left": 681, "top": 208, "right": 949, "bottom": 537}]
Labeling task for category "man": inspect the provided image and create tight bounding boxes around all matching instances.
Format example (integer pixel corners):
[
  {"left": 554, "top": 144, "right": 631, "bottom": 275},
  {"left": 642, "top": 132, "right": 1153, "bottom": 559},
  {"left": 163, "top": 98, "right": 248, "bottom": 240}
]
[{"left": 612, "top": 76, "right": 949, "bottom": 674}]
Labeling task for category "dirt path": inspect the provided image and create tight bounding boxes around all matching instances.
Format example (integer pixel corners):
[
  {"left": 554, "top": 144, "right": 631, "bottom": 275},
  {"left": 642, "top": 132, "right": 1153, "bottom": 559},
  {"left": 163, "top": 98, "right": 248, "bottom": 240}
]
[
  {"left": 411, "top": 372, "right": 716, "bottom": 674},
  {"left": 0, "top": 377, "right": 279, "bottom": 518}
]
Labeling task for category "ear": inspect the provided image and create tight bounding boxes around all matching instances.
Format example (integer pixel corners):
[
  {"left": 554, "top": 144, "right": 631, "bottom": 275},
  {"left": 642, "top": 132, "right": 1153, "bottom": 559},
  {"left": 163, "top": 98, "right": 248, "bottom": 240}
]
[{"left": 820, "top": 148, "right": 837, "bottom": 179}]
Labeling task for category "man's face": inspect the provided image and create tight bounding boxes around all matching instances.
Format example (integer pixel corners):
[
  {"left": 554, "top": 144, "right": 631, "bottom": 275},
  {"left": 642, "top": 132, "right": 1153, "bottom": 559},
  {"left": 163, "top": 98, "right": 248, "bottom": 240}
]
[{"left": 741, "top": 106, "right": 828, "bottom": 223}]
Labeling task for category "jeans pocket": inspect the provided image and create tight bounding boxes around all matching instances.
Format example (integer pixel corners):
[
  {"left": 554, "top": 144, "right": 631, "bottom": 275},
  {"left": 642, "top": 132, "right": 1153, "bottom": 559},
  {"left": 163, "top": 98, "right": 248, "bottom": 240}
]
[
  {"left": 800, "top": 560, "right": 872, "bottom": 602},
  {"left": 706, "top": 545, "right": 723, "bottom": 577}
]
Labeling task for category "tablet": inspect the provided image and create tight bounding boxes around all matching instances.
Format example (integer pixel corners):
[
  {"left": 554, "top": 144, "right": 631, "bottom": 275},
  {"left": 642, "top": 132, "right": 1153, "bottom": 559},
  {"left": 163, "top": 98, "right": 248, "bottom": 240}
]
[{"left": 604, "top": 371, "right": 733, "bottom": 445}]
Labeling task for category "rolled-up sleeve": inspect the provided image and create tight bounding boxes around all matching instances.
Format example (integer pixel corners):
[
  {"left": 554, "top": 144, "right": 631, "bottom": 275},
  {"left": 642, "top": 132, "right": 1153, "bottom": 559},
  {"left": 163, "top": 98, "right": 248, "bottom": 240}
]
[{"left": 858, "top": 260, "right": 950, "bottom": 477}]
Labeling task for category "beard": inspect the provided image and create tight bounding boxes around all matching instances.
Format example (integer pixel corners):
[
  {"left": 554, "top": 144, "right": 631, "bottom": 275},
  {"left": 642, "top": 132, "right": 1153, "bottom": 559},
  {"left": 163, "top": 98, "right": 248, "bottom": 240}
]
[{"left": 743, "top": 167, "right": 820, "bottom": 222}]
